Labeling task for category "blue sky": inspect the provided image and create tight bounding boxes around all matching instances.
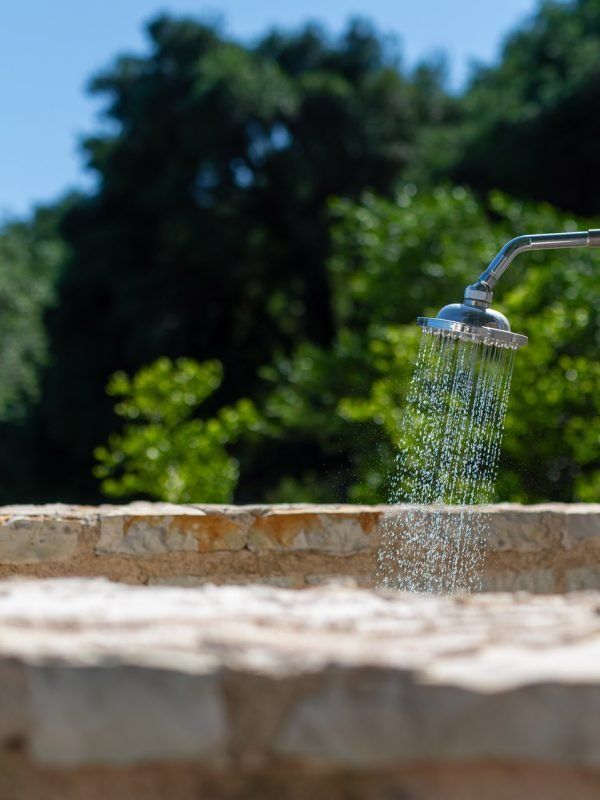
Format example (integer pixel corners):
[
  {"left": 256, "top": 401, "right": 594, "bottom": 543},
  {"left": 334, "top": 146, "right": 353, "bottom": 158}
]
[{"left": 0, "top": 0, "right": 538, "bottom": 219}]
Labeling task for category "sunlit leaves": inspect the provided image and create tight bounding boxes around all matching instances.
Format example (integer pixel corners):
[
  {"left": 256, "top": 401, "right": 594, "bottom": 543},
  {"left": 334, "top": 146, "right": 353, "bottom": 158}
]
[{"left": 95, "top": 357, "right": 259, "bottom": 503}]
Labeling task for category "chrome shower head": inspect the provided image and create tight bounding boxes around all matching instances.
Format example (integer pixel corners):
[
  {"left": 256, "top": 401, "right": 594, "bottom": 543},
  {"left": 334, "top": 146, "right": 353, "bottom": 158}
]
[
  {"left": 417, "top": 306, "right": 527, "bottom": 349},
  {"left": 417, "top": 229, "right": 600, "bottom": 349}
]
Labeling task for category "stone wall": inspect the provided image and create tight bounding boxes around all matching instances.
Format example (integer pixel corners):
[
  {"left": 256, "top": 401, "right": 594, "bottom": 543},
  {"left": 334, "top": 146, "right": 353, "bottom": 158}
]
[
  {"left": 2, "top": 579, "right": 600, "bottom": 799},
  {"left": 3, "top": 506, "right": 600, "bottom": 799},
  {"left": 1, "top": 502, "right": 600, "bottom": 591}
]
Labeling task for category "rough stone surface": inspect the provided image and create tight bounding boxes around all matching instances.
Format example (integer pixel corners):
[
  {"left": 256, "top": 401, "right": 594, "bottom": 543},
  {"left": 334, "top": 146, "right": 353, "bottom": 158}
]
[
  {"left": 96, "top": 505, "right": 254, "bottom": 555},
  {"left": 3, "top": 579, "right": 600, "bottom": 798},
  {"left": 0, "top": 517, "right": 83, "bottom": 563},
  {"left": 2, "top": 579, "right": 600, "bottom": 766},
  {"left": 247, "top": 509, "right": 376, "bottom": 553},
  {"left": 2, "top": 503, "right": 600, "bottom": 591},
  {"left": 484, "top": 504, "right": 560, "bottom": 552},
  {"left": 561, "top": 508, "right": 600, "bottom": 549},
  {"left": 29, "top": 666, "right": 226, "bottom": 766}
]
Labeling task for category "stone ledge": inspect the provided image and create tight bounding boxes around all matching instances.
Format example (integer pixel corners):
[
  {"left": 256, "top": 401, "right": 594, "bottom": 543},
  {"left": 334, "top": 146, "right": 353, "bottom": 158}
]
[
  {"left": 1, "top": 503, "right": 600, "bottom": 591},
  {"left": 2, "top": 578, "right": 600, "bottom": 775}
]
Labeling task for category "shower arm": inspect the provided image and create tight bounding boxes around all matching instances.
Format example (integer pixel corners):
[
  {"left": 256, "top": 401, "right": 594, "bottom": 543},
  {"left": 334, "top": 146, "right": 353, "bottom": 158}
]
[{"left": 464, "top": 229, "right": 600, "bottom": 308}]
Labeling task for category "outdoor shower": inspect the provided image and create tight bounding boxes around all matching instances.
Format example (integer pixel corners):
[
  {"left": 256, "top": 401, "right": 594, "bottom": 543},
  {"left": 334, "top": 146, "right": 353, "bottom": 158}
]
[
  {"left": 379, "top": 228, "right": 600, "bottom": 592},
  {"left": 417, "top": 229, "right": 600, "bottom": 348}
]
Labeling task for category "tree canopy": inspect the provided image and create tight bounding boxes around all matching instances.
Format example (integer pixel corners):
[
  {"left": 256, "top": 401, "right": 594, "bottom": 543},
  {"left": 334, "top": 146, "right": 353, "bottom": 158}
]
[
  {"left": 422, "top": 0, "right": 600, "bottom": 215},
  {"left": 33, "top": 16, "right": 451, "bottom": 501}
]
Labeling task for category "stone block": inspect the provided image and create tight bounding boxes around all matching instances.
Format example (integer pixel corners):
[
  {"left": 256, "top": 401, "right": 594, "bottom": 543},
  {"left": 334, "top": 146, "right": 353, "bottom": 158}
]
[
  {"left": 96, "top": 511, "right": 251, "bottom": 556},
  {"left": 0, "top": 517, "right": 82, "bottom": 563},
  {"left": 486, "top": 506, "right": 556, "bottom": 552},
  {"left": 561, "top": 506, "right": 600, "bottom": 549},
  {"left": 278, "top": 676, "right": 600, "bottom": 767},
  {"left": 247, "top": 510, "right": 379, "bottom": 553},
  {"left": 96, "top": 515, "right": 196, "bottom": 555},
  {"left": 29, "top": 665, "right": 226, "bottom": 766}
]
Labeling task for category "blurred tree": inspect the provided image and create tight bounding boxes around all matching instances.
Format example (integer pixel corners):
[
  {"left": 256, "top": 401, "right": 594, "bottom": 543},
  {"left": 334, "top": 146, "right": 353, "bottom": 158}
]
[
  {"left": 0, "top": 205, "right": 66, "bottom": 502},
  {"left": 418, "top": 0, "right": 600, "bottom": 215},
  {"left": 94, "top": 357, "right": 258, "bottom": 503},
  {"left": 39, "top": 15, "right": 452, "bottom": 501},
  {"left": 0, "top": 207, "right": 64, "bottom": 419}
]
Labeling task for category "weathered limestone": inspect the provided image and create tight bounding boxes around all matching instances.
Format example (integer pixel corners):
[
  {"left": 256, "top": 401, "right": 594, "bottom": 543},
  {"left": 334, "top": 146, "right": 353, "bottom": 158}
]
[
  {"left": 484, "top": 503, "right": 561, "bottom": 552},
  {"left": 96, "top": 505, "right": 254, "bottom": 555},
  {"left": 2, "top": 579, "right": 600, "bottom": 799},
  {"left": 30, "top": 667, "right": 226, "bottom": 766},
  {"left": 561, "top": 507, "right": 600, "bottom": 549},
  {"left": 0, "top": 516, "right": 84, "bottom": 563},
  {"left": 2, "top": 503, "right": 600, "bottom": 591}
]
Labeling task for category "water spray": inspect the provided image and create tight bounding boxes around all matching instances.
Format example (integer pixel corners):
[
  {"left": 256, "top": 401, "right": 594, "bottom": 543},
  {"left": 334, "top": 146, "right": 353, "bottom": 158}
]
[{"left": 380, "top": 229, "right": 600, "bottom": 591}]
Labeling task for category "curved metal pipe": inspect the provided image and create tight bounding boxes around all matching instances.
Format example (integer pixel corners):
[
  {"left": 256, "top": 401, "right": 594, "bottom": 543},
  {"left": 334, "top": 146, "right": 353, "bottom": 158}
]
[{"left": 464, "top": 229, "right": 600, "bottom": 307}]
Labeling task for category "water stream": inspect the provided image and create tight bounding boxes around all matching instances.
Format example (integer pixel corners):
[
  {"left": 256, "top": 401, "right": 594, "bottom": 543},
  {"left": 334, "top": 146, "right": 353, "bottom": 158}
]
[{"left": 377, "top": 329, "right": 517, "bottom": 592}]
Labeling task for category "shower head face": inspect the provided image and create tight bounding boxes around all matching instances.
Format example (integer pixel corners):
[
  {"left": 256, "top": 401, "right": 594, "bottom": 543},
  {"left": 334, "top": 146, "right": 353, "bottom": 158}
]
[{"left": 417, "top": 302, "right": 528, "bottom": 349}]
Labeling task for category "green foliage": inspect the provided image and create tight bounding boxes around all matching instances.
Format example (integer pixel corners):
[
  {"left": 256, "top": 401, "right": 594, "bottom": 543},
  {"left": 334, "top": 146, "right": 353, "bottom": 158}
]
[
  {"left": 263, "top": 186, "right": 600, "bottom": 503},
  {"left": 94, "top": 358, "right": 258, "bottom": 503}
]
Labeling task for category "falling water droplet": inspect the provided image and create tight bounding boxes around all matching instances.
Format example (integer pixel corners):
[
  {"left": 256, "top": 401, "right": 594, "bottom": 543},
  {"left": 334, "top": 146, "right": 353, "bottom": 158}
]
[{"left": 377, "top": 330, "right": 517, "bottom": 593}]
